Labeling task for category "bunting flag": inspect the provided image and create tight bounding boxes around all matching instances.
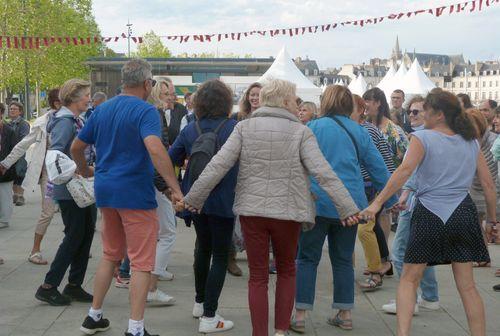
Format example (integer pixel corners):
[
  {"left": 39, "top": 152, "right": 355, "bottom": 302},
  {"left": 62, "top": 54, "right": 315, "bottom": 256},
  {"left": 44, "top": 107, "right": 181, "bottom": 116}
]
[{"left": 0, "top": 0, "right": 498, "bottom": 49}]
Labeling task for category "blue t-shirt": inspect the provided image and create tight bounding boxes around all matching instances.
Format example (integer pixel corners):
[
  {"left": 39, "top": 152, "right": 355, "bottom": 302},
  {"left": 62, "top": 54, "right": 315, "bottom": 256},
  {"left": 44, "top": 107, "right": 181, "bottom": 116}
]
[{"left": 78, "top": 95, "right": 161, "bottom": 209}]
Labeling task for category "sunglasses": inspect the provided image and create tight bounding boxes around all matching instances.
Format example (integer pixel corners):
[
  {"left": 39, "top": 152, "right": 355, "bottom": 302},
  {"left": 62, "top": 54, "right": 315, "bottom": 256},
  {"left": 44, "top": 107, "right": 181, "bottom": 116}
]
[
  {"left": 408, "top": 109, "right": 422, "bottom": 116},
  {"left": 147, "top": 78, "right": 157, "bottom": 87}
]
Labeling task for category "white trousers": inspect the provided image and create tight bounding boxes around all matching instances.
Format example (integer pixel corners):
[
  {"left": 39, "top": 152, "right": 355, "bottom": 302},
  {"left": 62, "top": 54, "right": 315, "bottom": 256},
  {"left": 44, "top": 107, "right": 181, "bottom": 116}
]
[
  {"left": 153, "top": 190, "right": 177, "bottom": 276},
  {"left": 0, "top": 181, "right": 14, "bottom": 224}
]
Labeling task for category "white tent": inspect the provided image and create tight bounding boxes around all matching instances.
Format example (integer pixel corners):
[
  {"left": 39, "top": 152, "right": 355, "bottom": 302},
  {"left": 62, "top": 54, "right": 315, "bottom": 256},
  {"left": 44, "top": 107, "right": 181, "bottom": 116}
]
[
  {"left": 258, "top": 47, "right": 322, "bottom": 103},
  {"left": 401, "top": 58, "right": 436, "bottom": 95},
  {"left": 381, "top": 64, "right": 408, "bottom": 101},
  {"left": 377, "top": 64, "right": 396, "bottom": 92},
  {"left": 348, "top": 73, "right": 368, "bottom": 95}
]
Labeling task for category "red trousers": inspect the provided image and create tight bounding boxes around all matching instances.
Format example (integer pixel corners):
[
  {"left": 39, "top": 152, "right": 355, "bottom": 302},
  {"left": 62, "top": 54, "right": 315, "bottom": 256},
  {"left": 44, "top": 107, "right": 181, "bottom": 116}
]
[{"left": 240, "top": 216, "right": 301, "bottom": 336}]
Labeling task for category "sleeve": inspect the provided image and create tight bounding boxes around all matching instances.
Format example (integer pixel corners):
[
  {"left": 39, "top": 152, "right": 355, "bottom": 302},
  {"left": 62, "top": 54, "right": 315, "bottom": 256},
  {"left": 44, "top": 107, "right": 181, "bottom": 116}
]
[
  {"left": 20, "top": 121, "right": 30, "bottom": 139},
  {"left": 139, "top": 107, "right": 161, "bottom": 140},
  {"left": 491, "top": 137, "right": 500, "bottom": 162},
  {"left": 49, "top": 120, "right": 74, "bottom": 152},
  {"left": 78, "top": 115, "right": 95, "bottom": 144},
  {"left": 373, "top": 130, "right": 396, "bottom": 174},
  {"left": 0, "top": 127, "right": 38, "bottom": 169},
  {"left": 300, "top": 127, "right": 360, "bottom": 219},
  {"left": 184, "top": 123, "right": 243, "bottom": 210},
  {"left": 168, "top": 128, "right": 188, "bottom": 166},
  {"left": 180, "top": 115, "right": 188, "bottom": 132}
]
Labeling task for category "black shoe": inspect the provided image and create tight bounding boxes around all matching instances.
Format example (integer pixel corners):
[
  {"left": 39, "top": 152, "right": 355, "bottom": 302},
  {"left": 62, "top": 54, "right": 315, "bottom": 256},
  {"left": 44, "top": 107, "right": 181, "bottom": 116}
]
[
  {"left": 80, "top": 315, "right": 110, "bottom": 335},
  {"left": 63, "top": 284, "right": 93, "bottom": 302},
  {"left": 124, "top": 329, "right": 159, "bottom": 336},
  {"left": 35, "top": 286, "right": 71, "bottom": 306},
  {"left": 494, "top": 284, "right": 500, "bottom": 292}
]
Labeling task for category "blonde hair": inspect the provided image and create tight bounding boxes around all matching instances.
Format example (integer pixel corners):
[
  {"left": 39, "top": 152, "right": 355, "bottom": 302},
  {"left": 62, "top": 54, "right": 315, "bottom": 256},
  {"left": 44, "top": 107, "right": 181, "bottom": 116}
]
[
  {"left": 148, "top": 79, "right": 170, "bottom": 108},
  {"left": 260, "top": 79, "right": 296, "bottom": 109},
  {"left": 59, "top": 79, "right": 91, "bottom": 106},
  {"left": 299, "top": 101, "right": 318, "bottom": 116},
  {"left": 320, "top": 85, "right": 353, "bottom": 117}
]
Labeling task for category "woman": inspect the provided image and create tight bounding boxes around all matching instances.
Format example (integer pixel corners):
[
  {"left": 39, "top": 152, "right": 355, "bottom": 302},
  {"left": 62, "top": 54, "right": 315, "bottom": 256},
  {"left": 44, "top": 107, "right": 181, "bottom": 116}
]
[
  {"left": 0, "top": 89, "right": 60, "bottom": 265},
  {"left": 361, "top": 88, "right": 494, "bottom": 336},
  {"left": 351, "top": 94, "right": 396, "bottom": 291},
  {"left": 35, "top": 79, "right": 97, "bottom": 306},
  {"left": 457, "top": 93, "right": 473, "bottom": 110},
  {"left": 0, "top": 102, "right": 16, "bottom": 230},
  {"left": 292, "top": 86, "right": 395, "bottom": 333},
  {"left": 169, "top": 79, "right": 239, "bottom": 333},
  {"left": 183, "top": 79, "right": 359, "bottom": 336},
  {"left": 298, "top": 101, "right": 317, "bottom": 124},
  {"left": 382, "top": 96, "right": 440, "bottom": 315},
  {"left": 237, "top": 82, "right": 262, "bottom": 121},
  {"left": 466, "top": 108, "right": 499, "bottom": 256}
]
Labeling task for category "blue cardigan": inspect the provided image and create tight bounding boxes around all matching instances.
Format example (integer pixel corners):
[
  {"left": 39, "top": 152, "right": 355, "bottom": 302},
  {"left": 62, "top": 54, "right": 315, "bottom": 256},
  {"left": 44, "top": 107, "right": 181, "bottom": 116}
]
[
  {"left": 168, "top": 117, "right": 238, "bottom": 219},
  {"left": 308, "top": 116, "right": 397, "bottom": 219}
]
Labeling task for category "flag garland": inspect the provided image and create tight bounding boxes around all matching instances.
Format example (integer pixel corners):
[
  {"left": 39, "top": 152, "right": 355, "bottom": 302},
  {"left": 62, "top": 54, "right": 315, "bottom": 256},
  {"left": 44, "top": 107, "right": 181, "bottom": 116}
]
[{"left": 0, "top": 0, "right": 497, "bottom": 49}]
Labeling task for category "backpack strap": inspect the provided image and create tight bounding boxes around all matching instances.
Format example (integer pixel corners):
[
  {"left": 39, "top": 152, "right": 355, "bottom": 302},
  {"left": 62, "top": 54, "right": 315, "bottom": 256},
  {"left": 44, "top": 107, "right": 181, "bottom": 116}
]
[
  {"left": 195, "top": 118, "right": 228, "bottom": 137},
  {"left": 328, "top": 115, "right": 360, "bottom": 163},
  {"left": 195, "top": 120, "right": 203, "bottom": 136},
  {"left": 213, "top": 119, "right": 228, "bottom": 134}
]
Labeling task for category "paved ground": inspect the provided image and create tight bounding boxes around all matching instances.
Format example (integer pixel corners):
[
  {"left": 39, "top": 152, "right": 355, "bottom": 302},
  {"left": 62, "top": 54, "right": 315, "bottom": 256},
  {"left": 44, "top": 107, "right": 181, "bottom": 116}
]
[{"left": 0, "top": 191, "right": 499, "bottom": 336}]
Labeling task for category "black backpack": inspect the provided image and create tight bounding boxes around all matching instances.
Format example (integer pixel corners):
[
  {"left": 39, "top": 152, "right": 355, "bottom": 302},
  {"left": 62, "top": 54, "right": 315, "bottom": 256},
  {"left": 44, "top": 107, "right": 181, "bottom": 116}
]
[{"left": 188, "top": 119, "right": 228, "bottom": 185}]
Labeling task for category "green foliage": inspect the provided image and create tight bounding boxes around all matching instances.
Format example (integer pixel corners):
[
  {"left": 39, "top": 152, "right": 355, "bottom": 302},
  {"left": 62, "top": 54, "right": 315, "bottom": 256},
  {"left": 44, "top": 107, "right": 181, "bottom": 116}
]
[
  {"left": 176, "top": 52, "right": 254, "bottom": 58},
  {"left": 0, "top": 0, "right": 101, "bottom": 92},
  {"left": 135, "top": 31, "right": 171, "bottom": 58}
]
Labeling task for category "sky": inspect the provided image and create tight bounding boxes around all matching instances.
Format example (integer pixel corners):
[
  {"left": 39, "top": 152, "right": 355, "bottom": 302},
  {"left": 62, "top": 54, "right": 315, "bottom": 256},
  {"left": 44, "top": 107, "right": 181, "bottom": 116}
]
[{"left": 91, "top": 0, "right": 500, "bottom": 69}]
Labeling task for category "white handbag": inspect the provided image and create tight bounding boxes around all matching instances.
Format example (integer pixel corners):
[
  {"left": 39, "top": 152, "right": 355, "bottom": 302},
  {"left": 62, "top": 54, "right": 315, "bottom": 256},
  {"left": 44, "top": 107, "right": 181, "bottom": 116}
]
[
  {"left": 67, "top": 175, "right": 95, "bottom": 208},
  {"left": 45, "top": 150, "right": 76, "bottom": 185}
]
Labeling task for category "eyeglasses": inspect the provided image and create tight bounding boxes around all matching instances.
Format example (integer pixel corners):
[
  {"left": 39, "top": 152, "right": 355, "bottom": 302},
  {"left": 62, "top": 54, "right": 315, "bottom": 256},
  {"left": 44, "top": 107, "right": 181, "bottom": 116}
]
[
  {"left": 147, "top": 78, "right": 157, "bottom": 87},
  {"left": 408, "top": 109, "right": 423, "bottom": 116}
]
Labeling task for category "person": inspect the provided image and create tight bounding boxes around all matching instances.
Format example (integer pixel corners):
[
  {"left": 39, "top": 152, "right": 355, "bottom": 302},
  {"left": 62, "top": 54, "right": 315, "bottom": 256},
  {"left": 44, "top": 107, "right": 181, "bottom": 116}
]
[
  {"left": 360, "top": 88, "right": 495, "bottom": 336},
  {"left": 350, "top": 94, "right": 396, "bottom": 291},
  {"left": 236, "top": 82, "right": 262, "bottom": 121},
  {"left": 84, "top": 92, "right": 107, "bottom": 120},
  {"left": 169, "top": 79, "right": 238, "bottom": 333},
  {"left": 292, "top": 86, "right": 395, "bottom": 333},
  {"left": 492, "top": 106, "right": 500, "bottom": 133},
  {"left": 0, "top": 103, "right": 16, "bottom": 230},
  {"left": 161, "top": 76, "right": 188, "bottom": 146},
  {"left": 466, "top": 108, "right": 499, "bottom": 258},
  {"left": 182, "top": 79, "right": 360, "bottom": 336},
  {"left": 298, "top": 101, "right": 317, "bottom": 124},
  {"left": 381, "top": 95, "right": 440, "bottom": 315},
  {"left": 390, "top": 89, "right": 412, "bottom": 134},
  {"left": 34, "top": 79, "right": 97, "bottom": 307},
  {"left": 478, "top": 99, "right": 498, "bottom": 130},
  {"left": 457, "top": 93, "right": 473, "bottom": 110},
  {"left": 71, "top": 59, "right": 182, "bottom": 336},
  {"left": 0, "top": 89, "right": 61, "bottom": 265},
  {"left": 179, "top": 91, "right": 195, "bottom": 131},
  {"left": 7, "top": 101, "right": 30, "bottom": 206}
]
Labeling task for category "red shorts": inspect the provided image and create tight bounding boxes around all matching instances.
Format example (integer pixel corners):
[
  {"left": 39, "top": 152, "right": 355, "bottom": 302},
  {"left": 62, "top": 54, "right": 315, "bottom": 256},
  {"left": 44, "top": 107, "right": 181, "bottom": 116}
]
[{"left": 100, "top": 208, "right": 158, "bottom": 272}]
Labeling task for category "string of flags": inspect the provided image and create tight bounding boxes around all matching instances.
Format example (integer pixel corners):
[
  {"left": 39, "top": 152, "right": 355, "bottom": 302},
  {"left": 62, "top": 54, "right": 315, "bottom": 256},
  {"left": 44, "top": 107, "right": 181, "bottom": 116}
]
[{"left": 0, "top": 0, "right": 498, "bottom": 49}]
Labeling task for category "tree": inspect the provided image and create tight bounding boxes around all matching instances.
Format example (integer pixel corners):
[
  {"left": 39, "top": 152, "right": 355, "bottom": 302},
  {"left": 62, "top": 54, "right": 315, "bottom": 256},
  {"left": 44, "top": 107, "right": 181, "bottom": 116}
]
[
  {"left": 135, "top": 31, "right": 171, "bottom": 58},
  {"left": 176, "top": 52, "right": 254, "bottom": 58}
]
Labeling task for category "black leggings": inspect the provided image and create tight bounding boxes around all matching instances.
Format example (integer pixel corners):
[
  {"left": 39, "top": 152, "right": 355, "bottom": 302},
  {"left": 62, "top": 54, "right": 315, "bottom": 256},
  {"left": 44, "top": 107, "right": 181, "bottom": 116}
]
[{"left": 193, "top": 214, "right": 234, "bottom": 317}]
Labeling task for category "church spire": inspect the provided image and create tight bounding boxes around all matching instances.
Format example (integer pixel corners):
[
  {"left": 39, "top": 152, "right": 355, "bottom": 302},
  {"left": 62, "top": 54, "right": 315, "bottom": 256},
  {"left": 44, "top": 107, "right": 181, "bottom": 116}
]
[{"left": 392, "top": 35, "right": 402, "bottom": 61}]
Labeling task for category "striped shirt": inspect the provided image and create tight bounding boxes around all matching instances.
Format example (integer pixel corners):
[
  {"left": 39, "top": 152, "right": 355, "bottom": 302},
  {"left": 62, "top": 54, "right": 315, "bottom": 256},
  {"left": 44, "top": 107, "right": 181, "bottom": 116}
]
[{"left": 361, "top": 122, "right": 395, "bottom": 181}]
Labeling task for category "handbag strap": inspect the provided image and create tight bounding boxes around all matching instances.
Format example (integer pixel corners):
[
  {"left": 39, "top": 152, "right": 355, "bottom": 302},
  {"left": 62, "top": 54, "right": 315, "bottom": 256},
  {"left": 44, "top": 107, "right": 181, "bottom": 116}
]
[{"left": 327, "top": 115, "right": 360, "bottom": 163}]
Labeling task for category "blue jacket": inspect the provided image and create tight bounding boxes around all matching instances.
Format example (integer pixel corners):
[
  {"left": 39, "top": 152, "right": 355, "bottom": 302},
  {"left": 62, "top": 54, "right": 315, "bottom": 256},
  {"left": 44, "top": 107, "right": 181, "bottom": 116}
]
[
  {"left": 308, "top": 115, "right": 397, "bottom": 219},
  {"left": 169, "top": 117, "right": 238, "bottom": 219}
]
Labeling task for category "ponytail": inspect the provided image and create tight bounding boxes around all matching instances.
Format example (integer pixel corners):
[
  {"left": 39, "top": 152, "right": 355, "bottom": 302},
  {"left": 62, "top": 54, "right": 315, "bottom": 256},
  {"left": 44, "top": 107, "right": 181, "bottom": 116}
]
[{"left": 449, "top": 112, "right": 476, "bottom": 141}]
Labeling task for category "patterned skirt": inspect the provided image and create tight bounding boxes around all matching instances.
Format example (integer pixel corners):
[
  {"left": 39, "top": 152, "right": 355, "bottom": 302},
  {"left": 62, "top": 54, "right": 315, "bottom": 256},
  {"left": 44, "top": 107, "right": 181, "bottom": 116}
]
[{"left": 404, "top": 195, "right": 490, "bottom": 266}]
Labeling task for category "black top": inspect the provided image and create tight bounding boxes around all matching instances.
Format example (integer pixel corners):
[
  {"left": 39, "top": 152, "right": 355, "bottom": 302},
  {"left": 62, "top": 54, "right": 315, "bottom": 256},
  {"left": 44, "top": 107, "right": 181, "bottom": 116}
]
[{"left": 0, "top": 124, "right": 16, "bottom": 182}]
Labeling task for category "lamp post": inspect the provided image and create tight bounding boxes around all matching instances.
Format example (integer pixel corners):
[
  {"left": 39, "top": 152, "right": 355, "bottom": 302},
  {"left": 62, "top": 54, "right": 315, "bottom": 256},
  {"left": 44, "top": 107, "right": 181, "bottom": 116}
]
[{"left": 126, "top": 20, "right": 133, "bottom": 58}]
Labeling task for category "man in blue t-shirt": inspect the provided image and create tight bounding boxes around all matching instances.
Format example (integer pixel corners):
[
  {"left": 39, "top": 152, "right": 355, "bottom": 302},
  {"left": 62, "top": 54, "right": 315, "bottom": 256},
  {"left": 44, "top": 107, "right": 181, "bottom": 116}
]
[{"left": 71, "top": 59, "right": 182, "bottom": 336}]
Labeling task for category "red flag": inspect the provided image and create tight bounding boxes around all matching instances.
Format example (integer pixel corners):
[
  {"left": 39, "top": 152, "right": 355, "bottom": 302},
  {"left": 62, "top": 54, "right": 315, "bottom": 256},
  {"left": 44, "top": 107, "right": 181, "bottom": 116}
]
[
  {"left": 0, "top": 36, "right": 3, "bottom": 49},
  {"left": 28, "top": 37, "right": 34, "bottom": 49},
  {"left": 35, "top": 37, "right": 40, "bottom": 49},
  {"left": 21, "top": 37, "right": 26, "bottom": 49},
  {"left": 435, "top": 6, "right": 447, "bottom": 16},
  {"left": 80, "top": 38, "right": 85, "bottom": 45},
  {"left": 13, "top": 37, "right": 19, "bottom": 49},
  {"left": 6, "top": 37, "right": 11, "bottom": 48}
]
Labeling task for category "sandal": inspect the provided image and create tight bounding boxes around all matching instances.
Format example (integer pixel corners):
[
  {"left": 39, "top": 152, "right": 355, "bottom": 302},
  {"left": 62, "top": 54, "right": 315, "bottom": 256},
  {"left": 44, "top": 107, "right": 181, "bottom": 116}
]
[
  {"left": 495, "top": 269, "right": 500, "bottom": 277},
  {"left": 28, "top": 252, "right": 48, "bottom": 265},
  {"left": 327, "top": 313, "right": 353, "bottom": 330},
  {"left": 290, "top": 319, "right": 305, "bottom": 334},
  {"left": 359, "top": 273, "right": 383, "bottom": 292},
  {"left": 472, "top": 262, "right": 491, "bottom": 268}
]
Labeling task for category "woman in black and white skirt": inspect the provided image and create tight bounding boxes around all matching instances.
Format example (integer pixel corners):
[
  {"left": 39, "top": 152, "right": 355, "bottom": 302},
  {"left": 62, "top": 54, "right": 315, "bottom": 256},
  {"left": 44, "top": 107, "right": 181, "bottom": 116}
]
[{"left": 360, "top": 88, "right": 496, "bottom": 336}]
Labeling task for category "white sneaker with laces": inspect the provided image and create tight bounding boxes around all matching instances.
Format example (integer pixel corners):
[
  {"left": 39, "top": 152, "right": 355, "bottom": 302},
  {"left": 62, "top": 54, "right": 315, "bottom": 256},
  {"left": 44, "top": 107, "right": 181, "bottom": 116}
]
[
  {"left": 158, "top": 270, "right": 174, "bottom": 281},
  {"left": 146, "top": 289, "right": 176, "bottom": 306},
  {"left": 193, "top": 301, "right": 204, "bottom": 318},
  {"left": 382, "top": 299, "right": 419, "bottom": 315},
  {"left": 199, "top": 314, "right": 234, "bottom": 333},
  {"left": 419, "top": 299, "right": 440, "bottom": 310}
]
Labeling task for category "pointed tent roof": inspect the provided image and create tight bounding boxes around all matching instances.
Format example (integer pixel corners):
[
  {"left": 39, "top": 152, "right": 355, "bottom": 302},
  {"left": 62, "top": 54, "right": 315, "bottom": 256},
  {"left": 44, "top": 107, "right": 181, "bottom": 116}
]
[
  {"left": 386, "top": 63, "right": 408, "bottom": 94},
  {"left": 348, "top": 73, "right": 367, "bottom": 95},
  {"left": 377, "top": 64, "right": 396, "bottom": 92},
  {"left": 401, "top": 58, "right": 436, "bottom": 95}
]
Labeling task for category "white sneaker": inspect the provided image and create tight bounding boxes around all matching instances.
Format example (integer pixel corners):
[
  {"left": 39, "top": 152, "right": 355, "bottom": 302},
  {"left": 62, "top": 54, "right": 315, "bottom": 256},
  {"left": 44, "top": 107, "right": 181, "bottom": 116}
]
[
  {"left": 193, "top": 301, "right": 204, "bottom": 318},
  {"left": 158, "top": 271, "right": 174, "bottom": 281},
  {"left": 146, "top": 289, "right": 176, "bottom": 306},
  {"left": 419, "top": 299, "right": 440, "bottom": 310},
  {"left": 382, "top": 299, "right": 419, "bottom": 315},
  {"left": 199, "top": 314, "right": 234, "bottom": 333}
]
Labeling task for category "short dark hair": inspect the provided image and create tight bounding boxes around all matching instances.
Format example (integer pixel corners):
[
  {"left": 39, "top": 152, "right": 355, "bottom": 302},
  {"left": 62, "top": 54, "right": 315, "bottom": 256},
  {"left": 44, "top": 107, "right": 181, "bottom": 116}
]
[
  {"left": 194, "top": 79, "right": 233, "bottom": 119},
  {"left": 487, "top": 99, "right": 498, "bottom": 109},
  {"left": 457, "top": 93, "right": 473, "bottom": 109},
  {"left": 0, "top": 103, "right": 5, "bottom": 115},
  {"left": 363, "top": 88, "right": 390, "bottom": 127},
  {"left": 184, "top": 92, "right": 193, "bottom": 100},
  {"left": 9, "top": 101, "right": 24, "bottom": 112},
  {"left": 407, "top": 95, "right": 425, "bottom": 109},
  {"left": 392, "top": 89, "right": 405, "bottom": 98},
  {"left": 496, "top": 106, "right": 500, "bottom": 116},
  {"left": 48, "top": 88, "right": 60, "bottom": 110}
]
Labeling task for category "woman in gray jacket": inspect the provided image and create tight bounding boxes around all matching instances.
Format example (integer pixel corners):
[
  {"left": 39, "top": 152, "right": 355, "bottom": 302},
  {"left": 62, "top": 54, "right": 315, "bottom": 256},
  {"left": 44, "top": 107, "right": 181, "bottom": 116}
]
[{"left": 183, "top": 79, "right": 359, "bottom": 336}]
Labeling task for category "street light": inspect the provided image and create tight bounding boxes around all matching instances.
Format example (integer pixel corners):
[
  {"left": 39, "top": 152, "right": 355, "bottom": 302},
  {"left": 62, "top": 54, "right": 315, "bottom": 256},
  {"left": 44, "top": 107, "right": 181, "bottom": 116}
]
[{"left": 126, "top": 20, "right": 133, "bottom": 58}]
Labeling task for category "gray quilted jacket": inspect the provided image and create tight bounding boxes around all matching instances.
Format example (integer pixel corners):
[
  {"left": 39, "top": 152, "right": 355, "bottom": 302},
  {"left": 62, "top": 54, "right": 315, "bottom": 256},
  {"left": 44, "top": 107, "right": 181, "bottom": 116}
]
[{"left": 184, "top": 106, "right": 359, "bottom": 229}]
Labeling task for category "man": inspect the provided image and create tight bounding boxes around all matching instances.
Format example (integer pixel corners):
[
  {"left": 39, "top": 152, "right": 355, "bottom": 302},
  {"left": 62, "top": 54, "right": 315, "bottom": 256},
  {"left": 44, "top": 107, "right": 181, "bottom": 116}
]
[
  {"left": 72, "top": 59, "right": 182, "bottom": 336},
  {"left": 0, "top": 103, "right": 16, "bottom": 229},
  {"left": 84, "top": 92, "right": 107, "bottom": 120},
  {"left": 161, "top": 77, "right": 188, "bottom": 145},
  {"left": 479, "top": 99, "right": 498, "bottom": 131},
  {"left": 179, "top": 91, "right": 196, "bottom": 131},
  {"left": 7, "top": 102, "right": 30, "bottom": 206},
  {"left": 390, "top": 89, "right": 412, "bottom": 134}
]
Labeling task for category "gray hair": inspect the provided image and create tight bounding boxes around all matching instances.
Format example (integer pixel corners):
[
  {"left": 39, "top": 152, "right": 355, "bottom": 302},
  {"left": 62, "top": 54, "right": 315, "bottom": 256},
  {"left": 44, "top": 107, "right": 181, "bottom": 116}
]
[
  {"left": 92, "top": 91, "right": 107, "bottom": 102},
  {"left": 59, "top": 79, "right": 91, "bottom": 106},
  {"left": 260, "top": 78, "right": 296, "bottom": 109},
  {"left": 121, "top": 59, "right": 152, "bottom": 88}
]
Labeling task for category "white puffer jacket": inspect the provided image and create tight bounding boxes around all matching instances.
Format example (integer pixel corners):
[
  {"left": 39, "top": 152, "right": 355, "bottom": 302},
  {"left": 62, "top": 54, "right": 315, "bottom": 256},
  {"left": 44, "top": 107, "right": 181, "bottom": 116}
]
[{"left": 184, "top": 106, "right": 359, "bottom": 229}]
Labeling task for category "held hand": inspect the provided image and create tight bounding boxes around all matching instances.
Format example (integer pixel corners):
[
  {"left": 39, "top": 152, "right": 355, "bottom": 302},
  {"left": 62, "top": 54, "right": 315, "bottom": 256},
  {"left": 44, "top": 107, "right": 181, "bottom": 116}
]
[
  {"left": 169, "top": 189, "right": 184, "bottom": 205},
  {"left": 341, "top": 214, "right": 360, "bottom": 227},
  {"left": 173, "top": 199, "right": 185, "bottom": 212},
  {"left": 184, "top": 201, "right": 200, "bottom": 214},
  {"left": 360, "top": 202, "right": 382, "bottom": 223},
  {"left": 0, "top": 165, "right": 6, "bottom": 175},
  {"left": 77, "top": 166, "right": 94, "bottom": 178}
]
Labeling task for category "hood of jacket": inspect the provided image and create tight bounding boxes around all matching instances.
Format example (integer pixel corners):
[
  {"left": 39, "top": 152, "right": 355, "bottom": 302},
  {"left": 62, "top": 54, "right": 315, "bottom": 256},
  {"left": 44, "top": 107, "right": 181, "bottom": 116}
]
[
  {"left": 251, "top": 106, "right": 300, "bottom": 123},
  {"left": 46, "top": 106, "right": 75, "bottom": 133}
]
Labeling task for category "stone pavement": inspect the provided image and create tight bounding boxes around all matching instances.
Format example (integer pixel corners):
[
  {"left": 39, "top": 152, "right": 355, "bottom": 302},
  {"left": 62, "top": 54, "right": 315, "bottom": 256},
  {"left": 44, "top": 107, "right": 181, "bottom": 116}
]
[{"left": 0, "top": 191, "right": 499, "bottom": 336}]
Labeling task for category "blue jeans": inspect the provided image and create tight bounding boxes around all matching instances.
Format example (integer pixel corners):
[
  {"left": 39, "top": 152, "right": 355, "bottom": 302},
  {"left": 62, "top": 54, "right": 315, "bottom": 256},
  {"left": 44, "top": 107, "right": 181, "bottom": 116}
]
[
  {"left": 296, "top": 216, "right": 357, "bottom": 310},
  {"left": 119, "top": 257, "right": 130, "bottom": 278},
  {"left": 392, "top": 210, "right": 439, "bottom": 302}
]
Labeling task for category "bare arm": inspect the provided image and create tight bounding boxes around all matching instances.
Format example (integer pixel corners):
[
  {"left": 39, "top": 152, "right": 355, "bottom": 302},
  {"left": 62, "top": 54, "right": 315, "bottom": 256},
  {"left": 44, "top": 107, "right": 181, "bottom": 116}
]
[
  {"left": 477, "top": 152, "right": 497, "bottom": 222},
  {"left": 71, "top": 138, "right": 92, "bottom": 177}
]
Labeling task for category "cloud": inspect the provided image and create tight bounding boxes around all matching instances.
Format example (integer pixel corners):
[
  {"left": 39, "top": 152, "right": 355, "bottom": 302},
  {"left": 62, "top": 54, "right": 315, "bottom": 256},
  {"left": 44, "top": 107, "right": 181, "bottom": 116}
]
[{"left": 92, "top": 0, "right": 500, "bottom": 68}]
